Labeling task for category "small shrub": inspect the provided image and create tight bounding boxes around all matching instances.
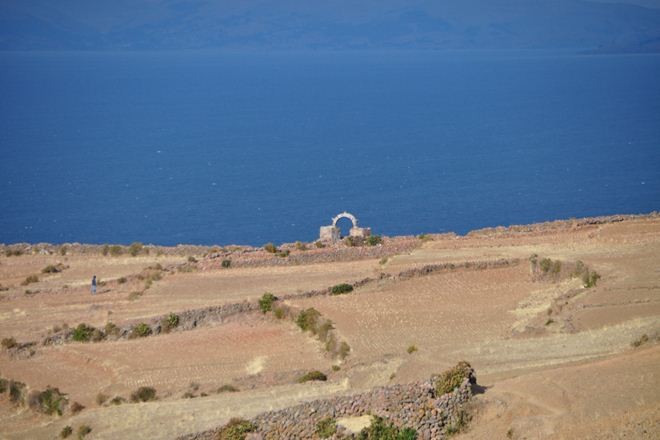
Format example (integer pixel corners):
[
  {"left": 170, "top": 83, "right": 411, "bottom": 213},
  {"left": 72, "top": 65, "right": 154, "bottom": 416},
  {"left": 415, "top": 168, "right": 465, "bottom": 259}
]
[
  {"left": 295, "top": 241, "right": 307, "bottom": 251},
  {"left": 21, "top": 274, "right": 39, "bottom": 285},
  {"left": 77, "top": 424, "right": 92, "bottom": 439},
  {"left": 417, "top": 234, "right": 431, "bottom": 241},
  {"left": 60, "top": 425, "right": 73, "bottom": 438},
  {"left": 316, "top": 417, "right": 338, "bottom": 438},
  {"left": 221, "top": 259, "right": 232, "bottom": 268},
  {"left": 344, "top": 236, "right": 358, "bottom": 247},
  {"left": 109, "top": 396, "right": 125, "bottom": 405},
  {"left": 296, "top": 308, "right": 321, "bottom": 332},
  {"left": 407, "top": 344, "right": 418, "bottom": 354},
  {"left": 275, "top": 250, "right": 290, "bottom": 258},
  {"left": 217, "top": 418, "right": 257, "bottom": 440},
  {"left": 539, "top": 258, "right": 553, "bottom": 273},
  {"left": 631, "top": 334, "right": 649, "bottom": 348},
  {"left": 331, "top": 283, "right": 353, "bottom": 295},
  {"left": 72, "top": 324, "right": 96, "bottom": 342},
  {"left": 96, "top": 393, "right": 109, "bottom": 405},
  {"left": 217, "top": 384, "right": 239, "bottom": 393},
  {"left": 165, "top": 312, "right": 180, "bottom": 330},
  {"left": 130, "top": 386, "right": 157, "bottom": 402},
  {"left": 507, "top": 427, "right": 514, "bottom": 438},
  {"left": 0, "top": 378, "right": 8, "bottom": 393},
  {"left": 258, "top": 293, "right": 277, "bottom": 313},
  {"left": 366, "top": 235, "right": 382, "bottom": 246},
  {"left": 445, "top": 408, "right": 470, "bottom": 436},
  {"left": 70, "top": 401, "right": 85, "bottom": 414},
  {"left": 130, "top": 323, "right": 152, "bottom": 339},
  {"left": 315, "top": 241, "right": 325, "bottom": 248},
  {"left": 298, "top": 370, "right": 327, "bottom": 383},
  {"left": 338, "top": 341, "right": 351, "bottom": 359},
  {"left": 545, "top": 319, "right": 555, "bottom": 326},
  {"left": 552, "top": 260, "right": 561, "bottom": 274},
  {"left": 29, "top": 387, "right": 68, "bottom": 416},
  {"left": 59, "top": 245, "right": 67, "bottom": 256},
  {"left": 582, "top": 270, "right": 601, "bottom": 288},
  {"left": 128, "top": 242, "right": 144, "bottom": 256},
  {"left": 128, "top": 291, "right": 143, "bottom": 301},
  {"left": 2, "top": 337, "right": 17, "bottom": 350},
  {"left": 379, "top": 257, "right": 389, "bottom": 265},
  {"left": 273, "top": 307, "right": 286, "bottom": 319},
  {"left": 357, "top": 416, "right": 417, "bottom": 440},
  {"left": 317, "top": 320, "right": 334, "bottom": 342},
  {"left": 90, "top": 328, "right": 105, "bottom": 342},
  {"left": 5, "top": 248, "right": 23, "bottom": 257},
  {"left": 434, "top": 361, "right": 474, "bottom": 395},
  {"left": 332, "top": 365, "right": 341, "bottom": 372},
  {"left": 263, "top": 242, "right": 277, "bottom": 253},
  {"left": 104, "top": 322, "right": 120, "bottom": 337},
  {"left": 187, "top": 256, "right": 198, "bottom": 263},
  {"left": 117, "top": 277, "right": 127, "bottom": 284},
  {"left": 9, "top": 380, "right": 27, "bottom": 404},
  {"left": 42, "top": 263, "right": 66, "bottom": 274},
  {"left": 102, "top": 245, "right": 110, "bottom": 256},
  {"left": 109, "top": 245, "right": 123, "bottom": 256}
]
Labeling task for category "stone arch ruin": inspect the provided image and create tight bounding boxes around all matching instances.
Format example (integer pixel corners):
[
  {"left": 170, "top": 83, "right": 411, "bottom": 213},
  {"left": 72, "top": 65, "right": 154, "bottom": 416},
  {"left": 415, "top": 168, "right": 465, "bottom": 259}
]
[{"left": 320, "top": 211, "right": 371, "bottom": 243}]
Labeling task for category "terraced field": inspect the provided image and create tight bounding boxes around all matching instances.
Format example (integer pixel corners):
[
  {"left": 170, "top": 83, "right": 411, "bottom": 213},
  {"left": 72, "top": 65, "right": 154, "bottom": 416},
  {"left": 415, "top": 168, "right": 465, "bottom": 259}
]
[{"left": 0, "top": 214, "right": 658, "bottom": 439}]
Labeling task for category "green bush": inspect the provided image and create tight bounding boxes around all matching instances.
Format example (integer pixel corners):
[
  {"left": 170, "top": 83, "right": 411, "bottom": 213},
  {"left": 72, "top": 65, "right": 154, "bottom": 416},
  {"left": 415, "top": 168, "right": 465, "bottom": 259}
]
[
  {"left": 344, "top": 236, "right": 358, "bottom": 247},
  {"left": 187, "top": 256, "right": 198, "bottom": 263},
  {"left": 130, "top": 386, "right": 157, "bottom": 402},
  {"left": 102, "top": 245, "right": 110, "bottom": 256},
  {"left": 109, "top": 245, "right": 123, "bottom": 256},
  {"left": 217, "top": 418, "right": 257, "bottom": 440},
  {"left": 60, "top": 425, "right": 73, "bottom": 438},
  {"left": 29, "top": 386, "right": 68, "bottom": 416},
  {"left": 407, "top": 344, "right": 418, "bottom": 354},
  {"left": 59, "top": 245, "right": 68, "bottom": 256},
  {"left": 5, "top": 248, "right": 23, "bottom": 257},
  {"left": 315, "top": 241, "right": 326, "bottom": 248},
  {"left": 104, "top": 322, "right": 120, "bottom": 337},
  {"left": 72, "top": 324, "right": 96, "bottom": 342},
  {"left": 338, "top": 341, "right": 351, "bottom": 359},
  {"left": 295, "top": 241, "right": 307, "bottom": 251},
  {"left": 331, "top": 283, "right": 353, "bottom": 295},
  {"left": 316, "top": 417, "right": 338, "bottom": 438},
  {"left": 0, "top": 378, "right": 8, "bottom": 393},
  {"left": 296, "top": 308, "right": 321, "bottom": 332},
  {"left": 298, "top": 370, "right": 327, "bottom": 383},
  {"left": 276, "top": 250, "right": 290, "bottom": 258},
  {"left": 357, "top": 416, "right": 417, "bottom": 440},
  {"left": 128, "top": 242, "right": 144, "bottom": 256},
  {"left": 130, "top": 323, "right": 152, "bottom": 338},
  {"left": 221, "top": 259, "right": 232, "bottom": 268},
  {"left": 167, "top": 312, "right": 179, "bottom": 328},
  {"left": 263, "top": 243, "right": 277, "bottom": 253},
  {"left": 366, "top": 235, "right": 383, "bottom": 246},
  {"left": 258, "top": 293, "right": 278, "bottom": 313},
  {"left": 434, "top": 361, "right": 473, "bottom": 395}
]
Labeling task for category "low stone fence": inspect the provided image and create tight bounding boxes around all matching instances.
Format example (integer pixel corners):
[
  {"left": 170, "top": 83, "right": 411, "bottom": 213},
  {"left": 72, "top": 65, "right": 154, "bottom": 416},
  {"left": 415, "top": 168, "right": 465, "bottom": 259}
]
[{"left": 180, "top": 369, "right": 475, "bottom": 440}]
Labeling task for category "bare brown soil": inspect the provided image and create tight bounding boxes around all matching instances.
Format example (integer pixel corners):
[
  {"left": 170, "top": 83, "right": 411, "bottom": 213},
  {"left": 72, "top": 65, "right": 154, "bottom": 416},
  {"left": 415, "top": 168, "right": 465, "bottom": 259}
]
[{"left": 1, "top": 214, "right": 659, "bottom": 439}]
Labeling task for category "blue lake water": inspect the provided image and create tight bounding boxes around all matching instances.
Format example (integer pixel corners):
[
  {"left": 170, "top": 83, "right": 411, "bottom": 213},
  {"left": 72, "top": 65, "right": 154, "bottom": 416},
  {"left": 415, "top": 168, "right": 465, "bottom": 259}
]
[{"left": 0, "top": 51, "right": 659, "bottom": 246}]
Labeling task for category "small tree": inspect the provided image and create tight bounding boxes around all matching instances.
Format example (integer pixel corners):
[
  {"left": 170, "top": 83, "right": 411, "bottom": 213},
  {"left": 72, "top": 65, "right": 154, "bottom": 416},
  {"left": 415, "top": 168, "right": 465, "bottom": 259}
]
[
  {"left": 263, "top": 243, "right": 277, "bottom": 253},
  {"left": 258, "top": 293, "right": 277, "bottom": 313}
]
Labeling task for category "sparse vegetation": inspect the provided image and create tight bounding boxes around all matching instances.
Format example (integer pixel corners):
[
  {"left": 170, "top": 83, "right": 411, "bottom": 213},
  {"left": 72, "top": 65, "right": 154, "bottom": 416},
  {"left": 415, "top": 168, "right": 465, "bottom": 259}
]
[
  {"left": 344, "top": 236, "right": 358, "bottom": 247},
  {"left": 259, "top": 293, "right": 277, "bottom": 313},
  {"left": 434, "top": 361, "right": 473, "bottom": 395},
  {"left": 217, "top": 384, "right": 239, "bottom": 393},
  {"left": 545, "top": 319, "right": 555, "bottom": 326},
  {"left": 109, "top": 396, "right": 125, "bottom": 405},
  {"left": 631, "top": 333, "right": 649, "bottom": 348},
  {"left": 539, "top": 258, "right": 561, "bottom": 275},
  {"left": 295, "top": 241, "right": 307, "bottom": 251},
  {"left": 2, "top": 337, "right": 17, "bottom": 350},
  {"left": 9, "top": 380, "right": 27, "bottom": 404},
  {"left": 217, "top": 418, "right": 257, "bottom": 440},
  {"left": 109, "top": 245, "right": 123, "bottom": 256},
  {"left": 315, "top": 241, "right": 325, "bottom": 248},
  {"left": 59, "top": 245, "right": 68, "bottom": 256},
  {"left": 21, "top": 274, "right": 39, "bottom": 285},
  {"left": 582, "top": 270, "right": 601, "bottom": 288},
  {"left": 366, "top": 235, "right": 383, "bottom": 246},
  {"left": 445, "top": 408, "right": 470, "bottom": 436},
  {"left": 0, "top": 378, "right": 7, "bottom": 393},
  {"left": 188, "top": 256, "right": 198, "bottom": 263},
  {"left": 357, "top": 416, "right": 417, "bottom": 440},
  {"left": 507, "top": 427, "right": 514, "bottom": 438},
  {"left": 298, "top": 370, "right": 327, "bottom": 383},
  {"left": 332, "top": 365, "right": 341, "bottom": 372},
  {"left": 70, "top": 401, "right": 85, "bottom": 414},
  {"left": 379, "top": 257, "right": 389, "bottom": 265},
  {"left": 338, "top": 341, "right": 351, "bottom": 359},
  {"left": 316, "top": 417, "right": 338, "bottom": 438},
  {"left": 407, "top": 344, "right": 418, "bottom": 354},
  {"left": 5, "top": 248, "right": 23, "bottom": 257},
  {"left": 72, "top": 324, "right": 96, "bottom": 342},
  {"left": 221, "top": 259, "right": 232, "bottom": 268},
  {"left": 417, "top": 233, "right": 431, "bottom": 241},
  {"left": 130, "top": 323, "right": 152, "bottom": 338},
  {"left": 130, "top": 386, "right": 157, "bottom": 402},
  {"left": 60, "top": 425, "right": 73, "bottom": 438},
  {"left": 102, "top": 245, "right": 110, "bottom": 256},
  {"left": 331, "top": 283, "right": 353, "bottom": 295},
  {"left": 160, "top": 312, "right": 180, "bottom": 333},
  {"left": 273, "top": 306, "right": 286, "bottom": 319},
  {"left": 117, "top": 277, "right": 127, "bottom": 284},
  {"left": 128, "top": 291, "right": 143, "bottom": 301}
]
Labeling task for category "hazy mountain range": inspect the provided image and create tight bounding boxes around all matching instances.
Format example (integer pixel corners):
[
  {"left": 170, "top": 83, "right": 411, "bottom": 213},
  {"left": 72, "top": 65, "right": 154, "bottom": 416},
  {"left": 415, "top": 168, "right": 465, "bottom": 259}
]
[{"left": 2, "top": 0, "right": 660, "bottom": 52}]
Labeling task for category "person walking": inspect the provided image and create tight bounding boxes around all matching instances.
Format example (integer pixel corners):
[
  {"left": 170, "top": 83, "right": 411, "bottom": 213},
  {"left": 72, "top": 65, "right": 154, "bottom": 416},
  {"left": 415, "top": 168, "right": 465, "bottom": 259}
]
[{"left": 91, "top": 275, "right": 97, "bottom": 295}]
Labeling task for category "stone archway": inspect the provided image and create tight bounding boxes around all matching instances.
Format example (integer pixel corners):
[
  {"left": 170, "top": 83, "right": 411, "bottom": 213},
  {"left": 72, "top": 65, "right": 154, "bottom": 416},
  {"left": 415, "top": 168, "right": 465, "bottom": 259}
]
[{"left": 320, "top": 212, "right": 371, "bottom": 243}]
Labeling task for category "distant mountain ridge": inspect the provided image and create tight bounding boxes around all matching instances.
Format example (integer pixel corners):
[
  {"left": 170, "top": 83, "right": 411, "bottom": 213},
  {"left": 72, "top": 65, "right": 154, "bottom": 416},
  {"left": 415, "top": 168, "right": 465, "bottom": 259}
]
[{"left": 1, "top": 0, "right": 660, "bottom": 52}]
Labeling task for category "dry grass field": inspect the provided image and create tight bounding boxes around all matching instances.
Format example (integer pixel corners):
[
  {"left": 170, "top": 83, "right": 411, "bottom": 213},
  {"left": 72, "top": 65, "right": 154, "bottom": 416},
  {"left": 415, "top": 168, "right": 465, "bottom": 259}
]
[{"left": 0, "top": 214, "right": 659, "bottom": 439}]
